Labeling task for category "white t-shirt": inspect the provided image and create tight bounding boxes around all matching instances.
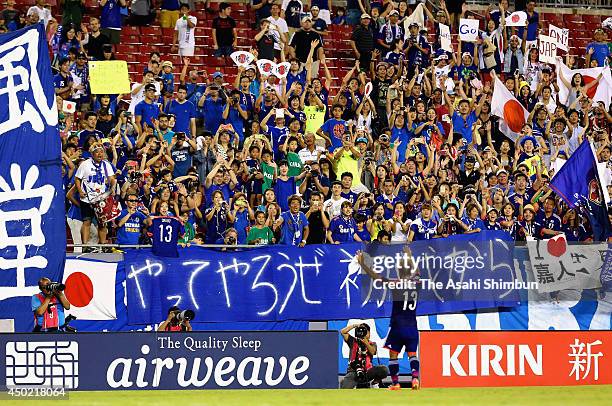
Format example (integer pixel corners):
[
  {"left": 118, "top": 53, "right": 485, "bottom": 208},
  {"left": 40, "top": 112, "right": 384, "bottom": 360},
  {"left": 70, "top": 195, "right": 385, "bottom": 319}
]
[
  {"left": 324, "top": 196, "right": 348, "bottom": 219},
  {"left": 175, "top": 15, "right": 197, "bottom": 49},
  {"left": 129, "top": 81, "right": 161, "bottom": 114},
  {"left": 391, "top": 220, "right": 411, "bottom": 242},
  {"left": 266, "top": 16, "right": 288, "bottom": 51},
  {"left": 75, "top": 159, "right": 115, "bottom": 203},
  {"left": 27, "top": 6, "right": 52, "bottom": 28}
]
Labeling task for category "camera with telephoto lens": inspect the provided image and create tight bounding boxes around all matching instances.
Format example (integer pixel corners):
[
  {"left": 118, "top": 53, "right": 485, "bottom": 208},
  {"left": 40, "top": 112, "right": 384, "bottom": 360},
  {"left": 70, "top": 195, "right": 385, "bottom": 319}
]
[
  {"left": 176, "top": 309, "right": 195, "bottom": 322},
  {"left": 304, "top": 164, "right": 312, "bottom": 173},
  {"left": 47, "top": 282, "right": 65, "bottom": 292},
  {"left": 379, "top": 134, "right": 390, "bottom": 143},
  {"left": 364, "top": 151, "right": 374, "bottom": 166},
  {"left": 226, "top": 236, "right": 237, "bottom": 245}
]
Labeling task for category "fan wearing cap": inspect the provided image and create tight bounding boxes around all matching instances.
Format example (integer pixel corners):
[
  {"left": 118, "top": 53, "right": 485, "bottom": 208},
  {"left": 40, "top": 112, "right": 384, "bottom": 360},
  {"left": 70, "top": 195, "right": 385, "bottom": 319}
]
[
  {"left": 518, "top": 204, "right": 542, "bottom": 240},
  {"left": 198, "top": 84, "right": 224, "bottom": 134},
  {"left": 309, "top": 5, "right": 329, "bottom": 36},
  {"left": 70, "top": 51, "right": 91, "bottom": 111},
  {"left": 484, "top": 207, "right": 502, "bottom": 231},
  {"left": 405, "top": 22, "right": 430, "bottom": 76},
  {"left": 502, "top": 30, "right": 526, "bottom": 76},
  {"left": 452, "top": 52, "right": 478, "bottom": 83},
  {"left": 350, "top": 14, "right": 375, "bottom": 68},
  {"left": 134, "top": 83, "right": 161, "bottom": 136},
  {"left": 288, "top": 15, "right": 324, "bottom": 68},
  {"left": 378, "top": 10, "right": 403, "bottom": 52}
]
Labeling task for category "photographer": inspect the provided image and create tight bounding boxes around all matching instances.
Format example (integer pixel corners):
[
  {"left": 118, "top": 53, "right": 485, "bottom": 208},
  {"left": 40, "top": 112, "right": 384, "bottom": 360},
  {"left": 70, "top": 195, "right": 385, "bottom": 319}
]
[
  {"left": 340, "top": 323, "right": 388, "bottom": 389},
  {"left": 222, "top": 90, "right": 248, "bottom": 144},
  {"left": 32, "top": 278, "right": 71, "bottom": 332},
  {"left": 157, "top": 306, "right": 193, "bottom": 332}
]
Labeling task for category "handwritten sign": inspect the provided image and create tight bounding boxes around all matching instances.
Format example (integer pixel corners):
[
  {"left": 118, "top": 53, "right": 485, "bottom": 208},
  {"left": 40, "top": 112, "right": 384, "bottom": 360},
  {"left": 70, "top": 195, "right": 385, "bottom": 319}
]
[
  {"left": 459, "top": 18, "right": 479, "bottom": 42},
  {"left": 439, "top": 23, "right": 452, "bottom": 52},
  {"left": 549, "top": 24, "right": 569, "bottom": 52},
  {"left": 88, "top": 61, "right": 131, "bottom": 94},
  {"left": 539, "top": 34, "right": 557, "bottom": 64}
]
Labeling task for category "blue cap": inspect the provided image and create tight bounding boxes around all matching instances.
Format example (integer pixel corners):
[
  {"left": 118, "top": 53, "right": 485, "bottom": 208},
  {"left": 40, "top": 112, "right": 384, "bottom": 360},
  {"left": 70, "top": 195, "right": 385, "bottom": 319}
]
[{"left": 212, "top": 71, "right": 223, "bottom": 79}]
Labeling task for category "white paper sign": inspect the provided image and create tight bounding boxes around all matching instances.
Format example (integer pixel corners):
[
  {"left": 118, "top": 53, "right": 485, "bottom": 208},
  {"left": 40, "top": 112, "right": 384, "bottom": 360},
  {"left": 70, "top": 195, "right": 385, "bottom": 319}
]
[
  {"left": 459, "top": 18, "right": 479, "bottom": 42},
  {"left": 230, "top": 51, "right": 255, "bottom": 68},
  {"left": 549, "top": 24, "right": 569, "bottom": 52},
  {"left": 539, "top": 34, "right": 557, "bottom": 64},
  {"left": 439, "top": 23, "right": 452, "bottom": 52}
]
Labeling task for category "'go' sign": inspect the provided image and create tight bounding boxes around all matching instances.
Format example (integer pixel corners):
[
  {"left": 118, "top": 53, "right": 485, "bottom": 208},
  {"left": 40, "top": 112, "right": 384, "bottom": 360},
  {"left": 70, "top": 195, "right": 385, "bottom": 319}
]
[{"left": 459, "top": 18, "right": 479, "bottom": 42}]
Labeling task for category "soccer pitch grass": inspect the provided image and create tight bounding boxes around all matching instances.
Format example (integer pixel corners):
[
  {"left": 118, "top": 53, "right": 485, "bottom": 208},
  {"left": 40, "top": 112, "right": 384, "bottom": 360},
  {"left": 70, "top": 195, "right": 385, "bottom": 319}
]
[{"left": 4, "top": 385, "right": 612, "bottom": 406}]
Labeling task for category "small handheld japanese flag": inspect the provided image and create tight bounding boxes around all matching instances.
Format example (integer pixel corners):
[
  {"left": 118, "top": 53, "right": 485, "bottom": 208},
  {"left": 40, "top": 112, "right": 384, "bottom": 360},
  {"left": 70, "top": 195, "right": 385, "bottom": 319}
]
[
  {"left": 505, "top": 11, "right": 527, "bottom": 27},
  {"left": 62, "top": 100, "right": 76, "bottom": 113},
  {"left": 230, "top": 51, "right": 255, "bottom": 68},
  {"left": 275, "top": 108, "right": 284, "bottom": 119},
  {"left": 62, "top": 259, "right": 117, "bottom": 320}
]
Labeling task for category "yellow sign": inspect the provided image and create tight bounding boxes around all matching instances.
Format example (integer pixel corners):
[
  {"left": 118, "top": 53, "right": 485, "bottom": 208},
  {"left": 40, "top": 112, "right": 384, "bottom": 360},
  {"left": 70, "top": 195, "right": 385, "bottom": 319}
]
[
  {"left": 304, "top": 105, "right": 326, "bottom": 138},
  {"left": 523, "top": 155, "right": 548, "bottom": 177},
  {"left": 88, "top": 61, "right": 131, "bottom": 94}
]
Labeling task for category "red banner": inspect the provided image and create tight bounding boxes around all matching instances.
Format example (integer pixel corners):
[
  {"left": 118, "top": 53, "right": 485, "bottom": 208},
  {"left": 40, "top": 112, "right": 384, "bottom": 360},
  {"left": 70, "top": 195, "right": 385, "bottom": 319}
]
[{"left": 420, "top": 331, "right": 612, "bottom": 387}]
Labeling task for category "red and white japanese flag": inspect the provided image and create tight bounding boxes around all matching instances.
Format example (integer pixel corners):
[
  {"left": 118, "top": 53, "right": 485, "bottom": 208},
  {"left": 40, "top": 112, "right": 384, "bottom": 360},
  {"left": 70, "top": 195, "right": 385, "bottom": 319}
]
[
  {"left": 62, "top": 259, "right": 117, "bottom": 320},
  {"left": 505, "top": 11, "right": 527, "bottom": 27},
  {"left": 556, "top": 59, "right": 612, "bottom": 110},
  {"left": 491, "top": 75, "right": 529, "bottom": 141}
]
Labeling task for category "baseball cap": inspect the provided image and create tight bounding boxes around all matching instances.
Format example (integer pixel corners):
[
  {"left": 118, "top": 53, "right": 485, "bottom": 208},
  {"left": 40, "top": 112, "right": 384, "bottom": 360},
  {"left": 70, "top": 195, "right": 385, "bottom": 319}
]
[
  {"left": 161, "top": 60, "right": 173, "bottom": 69},
  {"left": 77, "top": 51, "right": 87, "bottom": 59},
  {"left": 356, "top": 137, "right": 368, "bottom": 145},
  {"left": 361, "top": 13, "right": 371, "bottom": 20},
  {"left": 465, "top": 155, "right": 476, "bottom": 163},
  {"left": 301, "top": 15, "right": 312, "bottom": 23},
  {"left": 409, "top": 22, "right": 419, "bottom": 28},
  {"left": 310, "top": 5, "right": 319, "bottom": 10},
  {"left": 496, "top": 169, "right": 508, "bottom": 176},
  {"left": 461, "top": 52, "right": 473, "bottom": 59},
  {"left": 389, "top": 10, "right": 399, "bottom": 16},
  {"left": 212, "top": 71, "right": 223, "bottom": 79},
  {"left": 487, "top": 207, "right": 499, "bottom": 214},
  {"left": 144, "top": 83, "right": 156, "bottom": 92}
]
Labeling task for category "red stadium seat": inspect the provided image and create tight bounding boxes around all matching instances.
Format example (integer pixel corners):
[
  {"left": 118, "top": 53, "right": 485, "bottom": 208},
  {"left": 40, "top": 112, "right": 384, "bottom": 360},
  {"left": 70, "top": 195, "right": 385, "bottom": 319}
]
[
  {"left": 122, "top": 26, "right": 141, "bottom": 36},
  {"left": 141, "top": 26, "right": 163, "bottom": 37},
  {"left": 582, "top": 15, "right": 602, "bottom": 25}
]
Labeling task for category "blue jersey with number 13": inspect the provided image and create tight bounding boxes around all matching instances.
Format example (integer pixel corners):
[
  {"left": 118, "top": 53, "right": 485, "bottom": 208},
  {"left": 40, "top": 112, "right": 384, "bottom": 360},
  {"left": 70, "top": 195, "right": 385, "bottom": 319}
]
[{"left": 152, "top": 216, "right": 184, "bottom": 257}]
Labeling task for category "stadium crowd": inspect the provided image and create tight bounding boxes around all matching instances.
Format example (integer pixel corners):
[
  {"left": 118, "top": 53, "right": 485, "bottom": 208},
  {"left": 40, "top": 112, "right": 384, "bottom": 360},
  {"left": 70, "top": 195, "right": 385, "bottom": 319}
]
[{"left": 3, "top": 0, "right": 611, "bottom": 249}]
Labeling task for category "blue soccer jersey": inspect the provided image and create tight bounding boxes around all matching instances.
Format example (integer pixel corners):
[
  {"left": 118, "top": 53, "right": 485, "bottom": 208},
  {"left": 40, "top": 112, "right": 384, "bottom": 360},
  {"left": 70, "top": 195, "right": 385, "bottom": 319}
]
[{"left": 151, "top": 216, "right": 184, "bottom": 257}]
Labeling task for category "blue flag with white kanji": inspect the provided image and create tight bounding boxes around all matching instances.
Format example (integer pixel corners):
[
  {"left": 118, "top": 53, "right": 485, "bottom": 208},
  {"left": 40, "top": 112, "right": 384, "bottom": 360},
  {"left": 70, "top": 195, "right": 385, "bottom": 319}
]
[{"left": 0, "top": 24, "right": 65, "bottom": 331}]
